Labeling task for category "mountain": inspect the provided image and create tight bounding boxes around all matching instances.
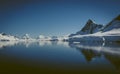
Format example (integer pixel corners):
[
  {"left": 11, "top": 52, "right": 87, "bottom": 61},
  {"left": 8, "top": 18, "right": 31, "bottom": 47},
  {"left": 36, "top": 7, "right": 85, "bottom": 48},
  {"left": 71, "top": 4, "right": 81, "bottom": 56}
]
[
  {"left": 0, "top": 33, "right": 19, "bottom": 41},
  {"left": 69, "top": 19, "right": 103, "bottom": 37},
  {"left": 69, "top": 15, "right": 120, "bottom": 42},
  {"left": 22, "top": 34, "right": 31, "bottom": 40},
  {"left": 102, "top": 15, "right": 120, "bottom": 32}
]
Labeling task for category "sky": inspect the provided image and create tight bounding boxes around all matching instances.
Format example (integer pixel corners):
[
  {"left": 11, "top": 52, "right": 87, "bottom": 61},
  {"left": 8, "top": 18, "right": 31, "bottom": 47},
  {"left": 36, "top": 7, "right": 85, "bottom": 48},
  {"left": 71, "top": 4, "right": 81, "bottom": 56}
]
[{"left": 0, "top": 0, "right": 120, "bottom": 37}]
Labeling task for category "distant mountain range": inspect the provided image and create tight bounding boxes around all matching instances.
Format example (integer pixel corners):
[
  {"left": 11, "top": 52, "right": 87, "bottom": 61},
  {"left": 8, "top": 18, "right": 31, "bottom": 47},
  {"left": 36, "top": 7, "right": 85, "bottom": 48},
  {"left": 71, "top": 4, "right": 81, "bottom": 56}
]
[{"left": 0, "top": 33, "right": 68, "bottom": 41}]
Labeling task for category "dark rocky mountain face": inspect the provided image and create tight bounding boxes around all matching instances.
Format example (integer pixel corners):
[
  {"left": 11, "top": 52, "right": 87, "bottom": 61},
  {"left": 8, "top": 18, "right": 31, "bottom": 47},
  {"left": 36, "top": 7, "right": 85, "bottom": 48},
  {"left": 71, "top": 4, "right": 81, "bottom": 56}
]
[
  {"left": 69, "top": 19, "right": 103, "bottom": 37},
  {"left": 80, "top": 19, "right": 94, "bottom": 32}
]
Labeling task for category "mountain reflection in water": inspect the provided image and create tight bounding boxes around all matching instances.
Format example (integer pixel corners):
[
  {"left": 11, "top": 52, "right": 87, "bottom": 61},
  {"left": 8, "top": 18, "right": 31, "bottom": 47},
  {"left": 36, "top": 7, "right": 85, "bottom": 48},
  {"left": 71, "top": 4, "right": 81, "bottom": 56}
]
[
  {"left": 69, "top": 42, "right": 120, "bottom": 72},
  {"left": 0, "top": 41, "right": 120, "bottom": 74}
]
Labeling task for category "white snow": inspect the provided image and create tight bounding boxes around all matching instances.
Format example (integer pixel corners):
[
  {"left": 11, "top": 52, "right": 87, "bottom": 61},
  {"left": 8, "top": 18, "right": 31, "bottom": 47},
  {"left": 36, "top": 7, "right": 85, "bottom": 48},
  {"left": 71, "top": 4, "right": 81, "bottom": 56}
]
[
  {"left": 72, "top": 29, "right": 120, "bottom": 38},
  {"left": 20, "top": 34, "right": 36, "bottom": 41},
  {"left": 37, "top": 35, "right": 52, "bottom": 41},
  {"left": 69, "top": 28, "right": 120, "bottom": 42},
  {"left": 37, "top": 35, "right": 69, "bottom": 41},
  {"left": 57, "top": 36, "right": 69, "bottom": 41}
]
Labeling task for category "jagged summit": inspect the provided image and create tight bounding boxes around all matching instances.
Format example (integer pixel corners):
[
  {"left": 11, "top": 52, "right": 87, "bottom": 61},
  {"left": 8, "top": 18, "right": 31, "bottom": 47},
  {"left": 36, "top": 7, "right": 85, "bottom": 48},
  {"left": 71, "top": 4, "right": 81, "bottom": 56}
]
[
  {"left": 86, "top": 19, "right": 93, "bottom": 24},
  {"left": 81, "top": 19, "right": 94, "bottom": 32},
  {"left": 80, "top": 19, "right": 102, "bottom": 33},
  {"left": 69, "top": 19, "right": 103, "bottom": 37}
]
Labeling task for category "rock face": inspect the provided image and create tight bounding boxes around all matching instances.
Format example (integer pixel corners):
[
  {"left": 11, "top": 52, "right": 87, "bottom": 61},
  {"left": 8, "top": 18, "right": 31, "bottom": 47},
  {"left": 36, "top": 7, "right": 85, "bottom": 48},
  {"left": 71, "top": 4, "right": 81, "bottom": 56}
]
[
  {"left": 102, "top": 15, "right": 120, "bottom": 32},
  {"left": 69, "top": 19, "right": 103, "bottom": 37}
]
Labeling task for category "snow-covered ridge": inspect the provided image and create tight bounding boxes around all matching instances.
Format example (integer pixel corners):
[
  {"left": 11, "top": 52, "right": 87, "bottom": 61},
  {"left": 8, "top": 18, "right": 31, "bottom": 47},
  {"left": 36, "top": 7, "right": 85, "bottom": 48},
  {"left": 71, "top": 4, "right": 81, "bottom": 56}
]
[
  {"left": 72, "top": 29, "right": 120, "bottom": 37},
  {"left": 102, "top": 14, "right": 120, "bottom": 32}
]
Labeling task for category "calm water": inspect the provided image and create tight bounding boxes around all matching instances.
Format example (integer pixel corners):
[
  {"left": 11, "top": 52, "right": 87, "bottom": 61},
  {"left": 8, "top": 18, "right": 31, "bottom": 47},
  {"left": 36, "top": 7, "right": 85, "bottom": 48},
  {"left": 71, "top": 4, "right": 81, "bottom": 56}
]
[{"left": 0, "top": 41, "right": 120, "bottom": 74}]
